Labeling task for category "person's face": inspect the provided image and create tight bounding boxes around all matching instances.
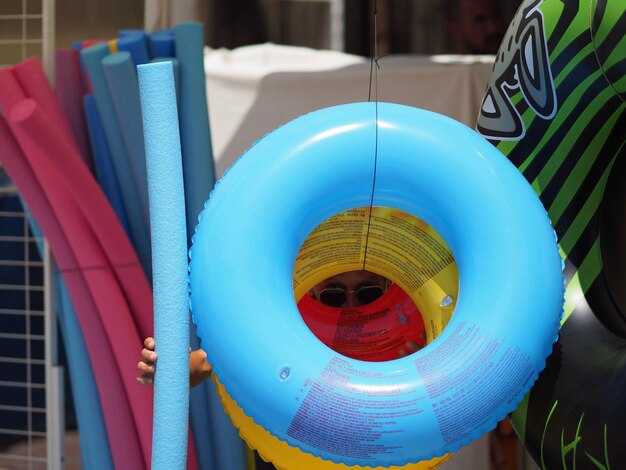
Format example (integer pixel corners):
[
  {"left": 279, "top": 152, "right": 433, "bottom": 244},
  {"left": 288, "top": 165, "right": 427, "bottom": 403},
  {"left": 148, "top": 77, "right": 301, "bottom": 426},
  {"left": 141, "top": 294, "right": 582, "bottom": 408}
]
[{"left": 312, "top": 270, "right": 388, "bottom": 308}]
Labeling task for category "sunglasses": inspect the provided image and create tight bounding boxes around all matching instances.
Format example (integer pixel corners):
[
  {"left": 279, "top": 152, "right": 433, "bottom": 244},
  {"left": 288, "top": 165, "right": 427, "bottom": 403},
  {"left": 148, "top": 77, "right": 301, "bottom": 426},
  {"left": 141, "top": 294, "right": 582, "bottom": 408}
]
[{"left": 318, "top": 284, "right": 386, "bottom": 308}]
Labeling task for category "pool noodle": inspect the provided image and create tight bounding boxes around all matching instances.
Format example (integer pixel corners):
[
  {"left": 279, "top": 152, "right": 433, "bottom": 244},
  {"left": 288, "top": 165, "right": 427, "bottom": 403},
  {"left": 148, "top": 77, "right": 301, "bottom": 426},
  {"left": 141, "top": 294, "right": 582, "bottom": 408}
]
[
  {"left": 189, "top": 329, "right": 217, "bottom": 470},
  {"left": 76, "top": 40, "right": 109, "bottom": 94},
  {"left": 117, "top": 31, "right": 150, "bottom": 66},
  {"left": 23, "top": 212, "right": 114, "bottom": 470},
  {"left": 82, "top": 39, "right": 106, "bottom": 49},
  {"left": 102, "top": 52, "right": 150, "bottom": 241},
  {"left": 150, "top": 58, "right": 180, "bottom": 101},
  {"left": 8, "top": 95, "right": 154, "bottom": 351},
  {"left": 2, "top": 64, "right": 157, "bottom": 464},
  {"left": 137, "top": 61, "right": 189, "bottom": 470},
  {"left": 4, "top": 61, "right": 142, "bottom": 307},
  {"left": 0, "top": 118, "right": 146, "bottom": 470},
  {"left": 12, "top": 57, "right": 81, "bottom": 156},
  {"left": 5, "top": 60, "right": 149, "bottom": 329},
  {"left": 80, "top": 43, "right": 152, "bottom": 277},
  {"left": 54, "top": 49, "right": 95, "bottom": 173},
  {"left": 8, "top": 100, "right": 154, "bottom": 466},
  {"left": 83, "top": 94, "right": 131, "bottom": 234},
  {"left": 10, "top": 176, "right": 110, "bottom": 470},
  {"left": 207, "top": 378, "right": 250, "bottom": 470},
  {"left": 120, "top": 29, "right": 145, "bottom": 37},
  {"left": 147, "top": 49, "right": 240, "bottom": 470},
  {"left": 0, "top": 68, "right": 27, "bottom": 113},
  {"left": 70, "top": 41, "right": 91, "bottom": 92},
  {"left": 174, "top": 23, "right": 216, "bottom": 246},
  {"left": 55, "top": 267, "right": 115, "bottom": 470},
  {"left": 174, "top": 23, "right": 247, "bottom": 468},
  {"left": 149, "top": 29, "right": 175, "bottom": 58}
]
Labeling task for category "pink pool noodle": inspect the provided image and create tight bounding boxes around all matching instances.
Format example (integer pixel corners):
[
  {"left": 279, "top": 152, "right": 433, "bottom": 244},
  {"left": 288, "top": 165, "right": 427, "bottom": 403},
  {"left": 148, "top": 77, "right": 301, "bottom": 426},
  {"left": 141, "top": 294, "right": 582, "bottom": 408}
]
[
  {"left": 55, "top": 48, "right": 95, "bottom": 173},
  {"left": 8, "top": 98, "right": 155, "bottom": 461},
  {"left": 2, "top": 89, "right": 154, "bottom": 341},
  {"left": 0, "top": 118, "right": 146, "bottom": 470},
  {"left": 0, "top": 67, "right": 26, "bottom": 112},
  {"left": 12, "top": 57, "right": 80, "bottom": 155}
]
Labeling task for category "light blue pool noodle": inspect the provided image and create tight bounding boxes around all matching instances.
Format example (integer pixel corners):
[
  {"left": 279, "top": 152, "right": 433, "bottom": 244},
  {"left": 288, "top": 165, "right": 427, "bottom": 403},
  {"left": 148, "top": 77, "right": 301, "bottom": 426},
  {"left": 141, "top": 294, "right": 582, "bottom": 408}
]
[
  {"left": 83, "top": 94, "right": 131, "bottom": 235},
  {"left": 80, "top": 44, "right": 151, "bottom": 277},
  {"left": 117, "top": 31, "right": 150, "bottom": 66},
  {"left": 142, "top": 56, "right": 216, "bottom": 470},
  {"left": 150, "top": 29, "right": 175, "bottom": 58},
  {"left": 174, "top": 23, "right": 216, "bottom": 246},
  {"left": 137, "top": 60, "right": 190, "bottom": 470},
  {"left": 150, "top": 58, "right": 180, "bottom": 101},
  {"left": 102, "top": 52, "right": 151, "bottom": 250},
  {"left": 24, "top": 210, "right": 113, "bottom": 470}
]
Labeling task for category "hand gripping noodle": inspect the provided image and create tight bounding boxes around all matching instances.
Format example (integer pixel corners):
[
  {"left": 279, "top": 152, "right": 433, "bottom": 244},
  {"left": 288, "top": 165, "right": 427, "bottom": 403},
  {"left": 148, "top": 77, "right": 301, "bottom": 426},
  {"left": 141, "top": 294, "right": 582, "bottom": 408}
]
[{"left": 189, "top": 102, "right": 564, "bottom": 467}]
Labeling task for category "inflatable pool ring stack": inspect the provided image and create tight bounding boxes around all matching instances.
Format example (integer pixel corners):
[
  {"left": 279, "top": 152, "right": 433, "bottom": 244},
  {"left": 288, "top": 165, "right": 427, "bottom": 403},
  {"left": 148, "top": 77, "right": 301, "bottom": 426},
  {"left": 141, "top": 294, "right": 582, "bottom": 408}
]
[
  {"left": 476, "top": 0, "right": 625, "bottom": 467},
  {"left": 219, "top": 206, "right": 454, "bottom": 469},
  {"left": 189, "top": 101, "right": 564, "bottom": 468}
]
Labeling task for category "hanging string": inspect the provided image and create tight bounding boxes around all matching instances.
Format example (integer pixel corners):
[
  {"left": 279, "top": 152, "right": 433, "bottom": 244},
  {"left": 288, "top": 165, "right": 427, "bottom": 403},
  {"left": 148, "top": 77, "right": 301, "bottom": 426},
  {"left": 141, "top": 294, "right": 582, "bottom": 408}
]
[{"left": 362, "top": 0, "right": 379, "bottom": 271}]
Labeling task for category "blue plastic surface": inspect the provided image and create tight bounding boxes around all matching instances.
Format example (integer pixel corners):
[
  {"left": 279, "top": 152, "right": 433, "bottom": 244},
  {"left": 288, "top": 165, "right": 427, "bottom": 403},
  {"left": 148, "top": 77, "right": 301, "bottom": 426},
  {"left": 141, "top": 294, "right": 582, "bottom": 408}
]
[
  {"left": 206, "top": 378, "right": 249, "bottom": 470},
  {"left": 150, "top": 29, "right": 176, "bottom": 59},
  {"left": 56, "top": 274, "right": 115, "bottom": 470},
  {"left": 174, "top": 23, "right": 216, "bottom": 246},
  {"left": 189, "top": 102, "right": 564, "bottom": 466},
  {"left": 82, "top": 94, "right": 130, "bottom": 235},
  {"left": 80, "top": 43, "right": 151, "bottom": 276},
  {"left": 137, "top": 60, "right": 190, "bottom": 470},
  {"left": 150, "top": 58, "right": 180, "bottom": 101},
  {"left": 117, "top": 31, "right": 150, "bottom": 66},
  {"left": 102, "top": 51, "right": 151, "bottom": 268}
]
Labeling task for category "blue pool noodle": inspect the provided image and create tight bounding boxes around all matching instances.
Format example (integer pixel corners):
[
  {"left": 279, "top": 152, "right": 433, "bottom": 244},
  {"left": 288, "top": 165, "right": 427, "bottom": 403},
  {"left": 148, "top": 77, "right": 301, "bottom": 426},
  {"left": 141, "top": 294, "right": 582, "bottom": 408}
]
[
  {"left": 188, "top": 327, "right": 217, "bottom": 470},
  {"left": 55, "top": 274, "right": 115, "bottom": 470},
  {"left": 83, "top": 94, "right": 131, "bottom": 235},
  {"left": 119, "top": 29, "right": 145, "bottom": 38},
  {"left": 206, "top": 379, "right": 249, "bottom": 470},
  {"left": 174, "top": 23, "right": 216, "bottom": 246},
  {"left": 102, "top": 52, "right": 150, "bottom": 244},
  {"left": 175, "top": 22, "right": 247, "bottom": 469},
  {"left": 137, "top": 61, "right": 190, "bottom": 470},
  {"left": 24, "top": 210, "right": 113, "bottom": 470},
  {"left": 80, "top": 43, "right": 151, "bottom": 277},
  {"left": 117, "top": 31, "right": 150, "bottom": 66},
  {"left": 150, "top": 29, "right": 176, "bottom": 59}
]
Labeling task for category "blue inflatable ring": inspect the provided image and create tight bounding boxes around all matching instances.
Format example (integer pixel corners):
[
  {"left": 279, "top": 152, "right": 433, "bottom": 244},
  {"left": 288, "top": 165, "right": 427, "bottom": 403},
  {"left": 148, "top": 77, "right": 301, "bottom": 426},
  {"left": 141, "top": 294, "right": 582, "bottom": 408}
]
[{"left": 189, "top": 102, "right": 564, "bottom": 466}]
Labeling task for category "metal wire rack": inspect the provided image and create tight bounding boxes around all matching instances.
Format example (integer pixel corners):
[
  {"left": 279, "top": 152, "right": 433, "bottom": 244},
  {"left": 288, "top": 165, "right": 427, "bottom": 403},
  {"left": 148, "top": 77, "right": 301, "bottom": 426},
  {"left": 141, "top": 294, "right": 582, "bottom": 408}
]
[
  {"left": 0, "top": 190, "right": 63, "bottom": 470},
  {"left": 0, "top": 0, "right": 54, "bottom": 76},
  {"left": 0, "top": 1, "right": 62, "bottom": 469}
]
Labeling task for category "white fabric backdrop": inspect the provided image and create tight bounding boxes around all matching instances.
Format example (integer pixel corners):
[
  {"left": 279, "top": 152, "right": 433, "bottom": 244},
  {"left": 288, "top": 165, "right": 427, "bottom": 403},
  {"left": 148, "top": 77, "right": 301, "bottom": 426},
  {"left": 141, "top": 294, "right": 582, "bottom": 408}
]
[{"left": 204, "top": 43, "right": 495, "bottom": 178}]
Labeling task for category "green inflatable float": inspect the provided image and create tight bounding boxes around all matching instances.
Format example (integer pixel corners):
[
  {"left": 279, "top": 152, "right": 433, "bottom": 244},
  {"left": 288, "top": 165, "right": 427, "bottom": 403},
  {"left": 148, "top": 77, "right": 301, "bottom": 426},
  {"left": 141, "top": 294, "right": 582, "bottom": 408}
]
[{"left": 477, "top": 0, "right": 625, "bottom": 468}]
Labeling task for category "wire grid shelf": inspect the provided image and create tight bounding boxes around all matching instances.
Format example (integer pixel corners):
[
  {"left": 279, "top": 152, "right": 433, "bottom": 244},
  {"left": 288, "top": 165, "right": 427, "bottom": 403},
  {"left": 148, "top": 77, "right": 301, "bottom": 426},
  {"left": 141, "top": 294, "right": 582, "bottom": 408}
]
[
  {"left": 0, "top": 189, "right": 50, "bottom": 470},
  {"left": 0, "top": 1, "right": 61, "bottom": 469},
  {"left": 0, "top": 0, "right": 54, "bottom": 76}
]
